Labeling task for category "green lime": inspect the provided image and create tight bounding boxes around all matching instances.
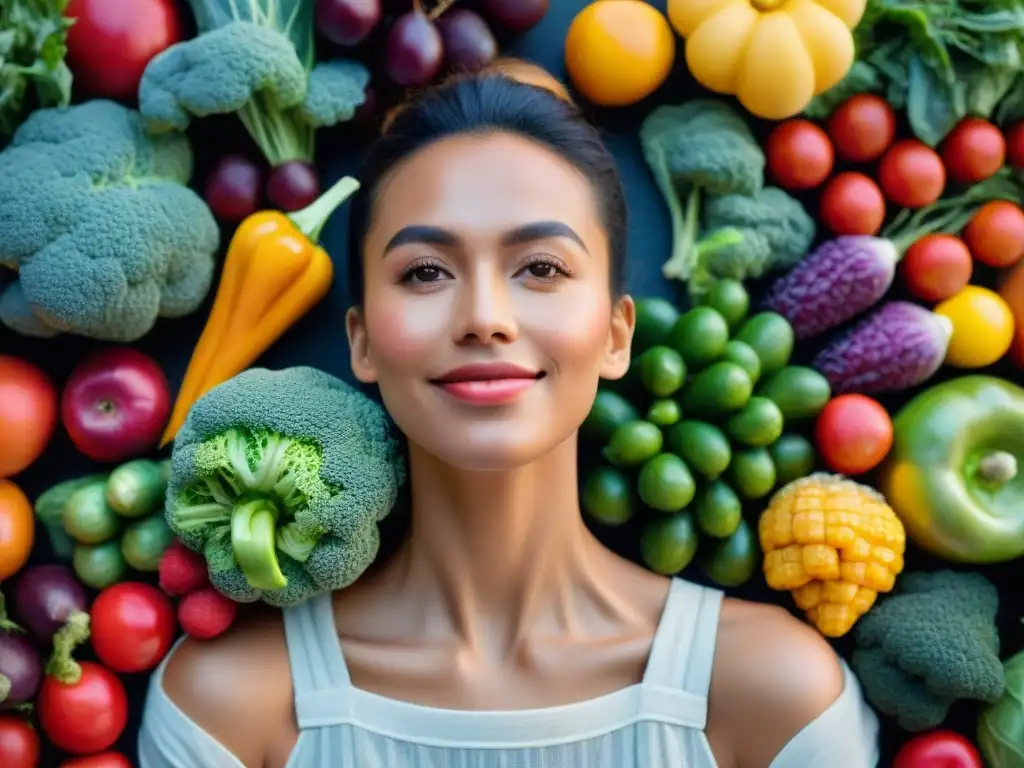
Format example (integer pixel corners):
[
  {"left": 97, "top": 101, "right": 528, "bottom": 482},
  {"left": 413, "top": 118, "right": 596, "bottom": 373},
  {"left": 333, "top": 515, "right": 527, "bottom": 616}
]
[
  {"left": 667, "top": 306, "right": 731, "bottom": 370},
  {"left": 757, "top": 366, "right": 832, "bottom": 421},
  {"left": 633, "top": 297, "right": 681, "bottom": 354},
  {"left": 638, "top": 453, "right": 696, "bottom": 513},
  {"left": 770, "top": 434, "right": 818, "bottom": 485},
  {"left": 728, "top": 447, "right": 777, "bottom": 500},
  {"left": 582, "top": 390, "right": 640, "bottom": 445},
  {"left": 582, "top": 467, "right": 635, "bottom": 526},
  {"left": 694, "top": 480, "right": 743, "bottom": 538},
  {"left": 667, "top": 420, "right": 731, "bottom": 479},
  {"left": 646, "top": 398, "right": 681, "bottom": 427},
  {"left": 72, "top": 541, "right": 127, "bottom": 589},
  {"left": 725, "top": 397, "right": 784, "bottom": 447},
  {"left": 63, "top": 481, "right": 120, "bottom": 545},
  {"left": 734, "top": 312, "right": 795, "bottom": 376},
  {"left": 641, "top": 513, "right": 699, "bottom": 576},
  {"left": 639, "top": 346, "right": 687, "bottom": 398},
  {"left": 603, "top": 420, "right": 664, "bottom": 467},
  {"left": 701, "top": 279, "right": 750, "bottom": 330},
  {"left": 121, "top": 514, "right": 175, "bottom": 572},
  {"left": 721, "top": 340, "right": 761, "bottom": 386},
  {"left": 701, "top": 518, "right": 759, "bottom": 588},
  {"left": 680, "top": 361, "right": 753, "bottom": 419}
]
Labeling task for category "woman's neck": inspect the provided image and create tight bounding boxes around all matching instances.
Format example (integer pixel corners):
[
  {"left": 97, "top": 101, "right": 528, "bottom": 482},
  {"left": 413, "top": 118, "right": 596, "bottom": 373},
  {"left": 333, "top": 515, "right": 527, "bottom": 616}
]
[{"left": 393, "top": 434, "right": 620, "bottom": 653}]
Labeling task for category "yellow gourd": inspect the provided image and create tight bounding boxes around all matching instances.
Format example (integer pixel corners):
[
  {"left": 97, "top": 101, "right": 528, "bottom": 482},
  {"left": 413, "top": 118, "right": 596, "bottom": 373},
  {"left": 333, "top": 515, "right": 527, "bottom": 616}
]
[{"left": 667, "top": 0, "right": 866, "bottom": 120}]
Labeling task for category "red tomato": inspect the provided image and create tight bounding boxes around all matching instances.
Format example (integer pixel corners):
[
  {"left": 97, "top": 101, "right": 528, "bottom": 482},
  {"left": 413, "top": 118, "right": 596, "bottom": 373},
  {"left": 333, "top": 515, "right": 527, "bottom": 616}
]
[
  {"left": 765, "top": 120, "right": 834, "bottom": 191},
  {"left": 1008, "top": 121, "right": 1024, "bottom": 169},
  {"left": 827, "top": 94, "right": 896, "bottom": 163},
  {"left": 0, "top": 356, "right": 57, "bottom": 478},
  {"left": 65, "top": 0, "right": 182, "bottom": 101},
  {"left": 91, "top": 582, "right": 176, "bottom": 673},
  {"left": 941, "top": 118, "right": 1006, "bottom": 185},
  {"left": 878, "top": 140, "right": 946, "bottom": 209},
  {"left": 0, "top": 717, "right": 39, "bottom": 768},
  {"left": 0, "top": 480, "right": 35, "bottom": 581},
  {"left": 814, "top": 395, "right": 894, "bottom": 475},
  {"left": 892, "top": 730, "right": 982, "bottom": 768},
  {"left": 819, "top": 172, "right": 886, "bottom": 235},
  {"left": 38, "top": 662, "right": 128, "bottom": 755},
  {"left": 61, "top": 752, "right": 133, "bottom": 768},
  {"left": 901, "top": 234, "right": 973, "bottom": 303},
  {"left": 963, "top": 201, "right": 1024, "bottom": 268}
]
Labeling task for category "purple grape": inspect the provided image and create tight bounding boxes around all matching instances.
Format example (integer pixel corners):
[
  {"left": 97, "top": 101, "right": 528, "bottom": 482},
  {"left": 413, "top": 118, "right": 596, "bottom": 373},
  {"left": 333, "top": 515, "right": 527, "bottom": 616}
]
[
  {"left": 205, "top": 155, "right": 263, "bottom": 222},
  {"left": 385, "top": 10, "right": 444, "bottom": 87},
  {"left": 267, "top": 161, "right": 321, "bottom": 212},
  {"left": 438, "top": 9, "right": 498, "bottom": 73},
  {"left": 316, "top": 0, "right": 381, "bottom": 47},
  {"left": 480, "top": 0, "right": 549, "bottom": 32}
]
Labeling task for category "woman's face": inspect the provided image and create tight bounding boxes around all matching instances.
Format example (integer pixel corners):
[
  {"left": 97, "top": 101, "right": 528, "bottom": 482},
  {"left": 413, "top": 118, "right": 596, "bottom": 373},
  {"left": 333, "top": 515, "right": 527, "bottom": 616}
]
[{"left": 347, "top": 132, "right": 634, "bottom": 471}]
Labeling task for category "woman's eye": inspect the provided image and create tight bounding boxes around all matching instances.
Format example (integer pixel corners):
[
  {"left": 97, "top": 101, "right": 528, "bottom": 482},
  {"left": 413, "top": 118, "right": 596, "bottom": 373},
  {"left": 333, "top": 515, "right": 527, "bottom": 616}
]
[
  {"left": 527, "top": 263, "right": 558, "bottom": 279},
  {"left": 410, "top": 265, "right": 445, "bottom": 283}
]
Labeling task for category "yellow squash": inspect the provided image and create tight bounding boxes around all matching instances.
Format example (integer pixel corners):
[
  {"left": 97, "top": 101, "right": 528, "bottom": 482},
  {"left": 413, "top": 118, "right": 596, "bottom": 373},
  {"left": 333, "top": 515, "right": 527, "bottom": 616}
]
[{"left": 667, "top": 0, "right": 866, "bottom": 120}]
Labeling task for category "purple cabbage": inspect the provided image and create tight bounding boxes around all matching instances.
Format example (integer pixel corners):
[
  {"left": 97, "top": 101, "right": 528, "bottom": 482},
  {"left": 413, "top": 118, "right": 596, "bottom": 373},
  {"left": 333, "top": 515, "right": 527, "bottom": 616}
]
[
  {"left": 762, "top": 236, "right": 898, "bottom": 341},
  {"left": 811, "top": 301, "right": 953, "bottom": 395}
]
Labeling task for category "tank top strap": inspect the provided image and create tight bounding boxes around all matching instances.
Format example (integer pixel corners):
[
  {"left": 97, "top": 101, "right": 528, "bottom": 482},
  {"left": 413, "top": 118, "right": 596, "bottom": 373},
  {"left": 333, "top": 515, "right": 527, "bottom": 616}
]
[
  {"left": 282, "top": 592, "right": 352, "bottom": 698},
  {"left": 642, "top": 579, "right": 724, "bottom": 700}
]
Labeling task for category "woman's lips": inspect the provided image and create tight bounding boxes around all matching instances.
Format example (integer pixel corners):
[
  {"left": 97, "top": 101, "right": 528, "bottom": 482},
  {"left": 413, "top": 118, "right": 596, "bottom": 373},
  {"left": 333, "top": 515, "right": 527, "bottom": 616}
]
[{"left": 435, "top": 377, "right": 539, "bottom": 405}]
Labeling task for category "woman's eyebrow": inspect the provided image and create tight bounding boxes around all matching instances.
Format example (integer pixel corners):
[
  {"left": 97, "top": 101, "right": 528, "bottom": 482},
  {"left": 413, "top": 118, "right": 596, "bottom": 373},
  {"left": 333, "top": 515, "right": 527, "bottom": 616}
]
[
  {"left": 382, "top": 220, "right": 588, "bottom": 256},
  {"left": 501, "top": 221, "right": 589, "bottom": 253},
  {"left": 383, "top": 225, "right": 462, "bottom": 255}
]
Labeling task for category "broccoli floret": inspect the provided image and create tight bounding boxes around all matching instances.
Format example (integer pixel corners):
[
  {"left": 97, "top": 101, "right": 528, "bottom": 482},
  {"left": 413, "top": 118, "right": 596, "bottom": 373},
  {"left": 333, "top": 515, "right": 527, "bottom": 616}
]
[
  {"left": 851, "top": 570, "right": 1006, "bottom": 732},
  {"left": 139, "top": 19, "right": 369, "bottom": 168},
  {"left": 166, "top": 366, "right": 406, "bottom": 607},
  {"left": 704, "top": 187, "right": 817, "bottom": 272},
  {"left": 639, "top": 99, "right": 765, "bottom": 281},
  {"left": 0, "top": 100, "right": 220, "bottom": 341}
]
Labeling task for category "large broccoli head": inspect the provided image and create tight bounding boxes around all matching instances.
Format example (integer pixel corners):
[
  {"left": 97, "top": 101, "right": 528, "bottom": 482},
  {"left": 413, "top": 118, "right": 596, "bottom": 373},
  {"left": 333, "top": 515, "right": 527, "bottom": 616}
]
[
  {"left": 166, "top": 366, "right": 406, "bottom": 608},
  {"left": 851, "top": 570, "right": 1005, "bottom": 732},
  {"left": 704, "top": 187, "right": 817, "bottom": 272},
  {"left": 0, "top": 100, "right": 220, "bottom": 341}
]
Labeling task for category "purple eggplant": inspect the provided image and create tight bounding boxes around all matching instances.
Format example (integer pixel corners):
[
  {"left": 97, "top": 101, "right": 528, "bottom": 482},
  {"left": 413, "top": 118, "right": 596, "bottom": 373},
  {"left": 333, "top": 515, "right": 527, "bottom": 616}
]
[
  {"left": 13, "top": 565, "right": 88, "bottom": 644},
  {"left": 811, "top": 301, "right": 953, "bottom": 395},
  {"left": 0, "top": 624, "right": 43, "bottom": 709},
  {"left": 762, "top": 236, "right": 898, "bottom": 341}
]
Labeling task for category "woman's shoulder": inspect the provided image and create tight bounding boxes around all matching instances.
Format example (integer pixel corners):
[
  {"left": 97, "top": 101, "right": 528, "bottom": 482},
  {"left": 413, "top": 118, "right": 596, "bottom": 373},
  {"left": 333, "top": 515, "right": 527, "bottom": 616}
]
[
  {"left": 707, "top": 597, "right": 850, "bottom": 766},
  {"left": 158, "top": 605, "right": 297, "bottom": 765}
]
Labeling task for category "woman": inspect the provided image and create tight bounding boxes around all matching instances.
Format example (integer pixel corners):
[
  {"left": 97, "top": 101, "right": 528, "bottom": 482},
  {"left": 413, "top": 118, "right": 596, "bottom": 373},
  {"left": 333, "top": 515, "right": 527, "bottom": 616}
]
[{"left": 139, "top": 62, "right": 880, "bottom": 768}]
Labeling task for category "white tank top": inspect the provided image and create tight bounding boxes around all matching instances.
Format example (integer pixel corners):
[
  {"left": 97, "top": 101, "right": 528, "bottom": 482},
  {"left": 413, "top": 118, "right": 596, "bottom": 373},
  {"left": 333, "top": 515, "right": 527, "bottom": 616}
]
[{"left": 138, "top": 578, "right": 881, "bottom": 767}]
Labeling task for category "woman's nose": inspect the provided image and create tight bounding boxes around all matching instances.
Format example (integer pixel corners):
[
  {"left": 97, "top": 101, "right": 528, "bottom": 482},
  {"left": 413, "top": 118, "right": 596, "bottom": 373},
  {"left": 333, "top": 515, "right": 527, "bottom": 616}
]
[{"left": 453, "top": 270, "right": 518, "bottom": 344}]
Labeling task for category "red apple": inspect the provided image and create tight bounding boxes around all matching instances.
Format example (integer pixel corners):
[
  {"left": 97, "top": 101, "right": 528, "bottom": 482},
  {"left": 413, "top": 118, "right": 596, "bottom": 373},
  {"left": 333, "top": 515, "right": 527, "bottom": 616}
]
[{"left": 61, "top": 349, "right": 171, "bottom": 463}]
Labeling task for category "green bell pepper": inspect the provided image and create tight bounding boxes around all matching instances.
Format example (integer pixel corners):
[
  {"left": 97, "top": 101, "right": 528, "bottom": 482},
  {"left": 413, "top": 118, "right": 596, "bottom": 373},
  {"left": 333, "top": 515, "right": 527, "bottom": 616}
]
[{"left": 878, "top": 375, "right": 1024, "bottom": 564}]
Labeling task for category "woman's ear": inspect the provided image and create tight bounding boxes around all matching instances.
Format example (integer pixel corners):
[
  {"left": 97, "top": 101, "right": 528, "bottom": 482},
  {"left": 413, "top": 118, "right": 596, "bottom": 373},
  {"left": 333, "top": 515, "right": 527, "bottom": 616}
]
[
  {"left": 346, "top": 306, "right": 378, "bottom": 384},
  {"left": 600, "top": 294, "right": 635, "bottom": 380}
]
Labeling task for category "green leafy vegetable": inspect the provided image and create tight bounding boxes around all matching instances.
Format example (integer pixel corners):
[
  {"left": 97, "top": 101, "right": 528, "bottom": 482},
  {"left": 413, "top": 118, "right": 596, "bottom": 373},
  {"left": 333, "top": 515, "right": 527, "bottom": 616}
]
[
  {"left": 0, "top": 0, "right": 74, "bottom": 142},
  {"left": 978, "top": 649, "right": 1024, "bottom": 768}
]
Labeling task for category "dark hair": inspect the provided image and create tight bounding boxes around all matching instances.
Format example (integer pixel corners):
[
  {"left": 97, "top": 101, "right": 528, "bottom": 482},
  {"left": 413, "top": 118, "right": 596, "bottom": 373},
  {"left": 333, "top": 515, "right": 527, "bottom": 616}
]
[{"left": 346, "top": 70, "right": 628, "bottom": 303}]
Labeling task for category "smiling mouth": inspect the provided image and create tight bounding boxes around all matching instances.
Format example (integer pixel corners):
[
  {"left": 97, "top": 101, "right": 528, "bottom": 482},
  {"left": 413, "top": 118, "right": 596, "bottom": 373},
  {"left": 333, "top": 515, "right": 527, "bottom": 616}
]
[{"left": 429, "top": 371, "right": 545, "bottom": 406}]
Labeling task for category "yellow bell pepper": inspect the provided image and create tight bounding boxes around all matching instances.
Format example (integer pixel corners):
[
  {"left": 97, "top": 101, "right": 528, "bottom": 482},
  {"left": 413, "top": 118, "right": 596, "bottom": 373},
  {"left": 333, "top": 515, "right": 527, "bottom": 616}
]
[
  {"left": 758, "top": 473, "right": 905, "bottom": 637},
  {"left": 666, "top": 0, "right": 866, "bottom": 120}
]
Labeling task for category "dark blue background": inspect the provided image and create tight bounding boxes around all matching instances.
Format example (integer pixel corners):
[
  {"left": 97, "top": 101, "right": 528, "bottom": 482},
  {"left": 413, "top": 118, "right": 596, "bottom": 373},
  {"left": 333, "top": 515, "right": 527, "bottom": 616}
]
[{"left": 2, "top": 0, "right": 1020, "bottom": 764}]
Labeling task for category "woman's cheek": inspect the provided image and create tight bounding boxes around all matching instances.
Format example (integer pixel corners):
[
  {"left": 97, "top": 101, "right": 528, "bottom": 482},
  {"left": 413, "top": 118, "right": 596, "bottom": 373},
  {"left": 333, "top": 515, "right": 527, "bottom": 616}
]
[
  {"left": 524, "top": 290, "right": 611, "bottom": 361},
  {"left": 366, "top": 295, "right": 449, "bottom": 364}
]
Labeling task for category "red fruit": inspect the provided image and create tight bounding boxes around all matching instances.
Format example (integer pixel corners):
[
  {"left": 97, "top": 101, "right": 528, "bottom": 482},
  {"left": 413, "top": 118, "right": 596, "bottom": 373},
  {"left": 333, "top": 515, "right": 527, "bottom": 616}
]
[
  {"left": 61, "top": 752, "right": 133, "bottom": 768},
  {"left": 765, "top": 119, "right": 834, "bottom": 191},
  {"left": 1008, "top": 122, "right": 1024, "bottom": 169},
  {"left": 892, "top": 730, "right": 982, "bottom": 768},
  {"left": 204, "top": 155, "right": 262, "bottom": 222},
  {"left": 159, "top": 540, "right": 209, "bottom": 597},
  {"left": 814, "top": 394, "right": 893, "bottom": 475},
  {"left": 61, "top": 348, "right": 171, "bottom": 463},
  {"left": 0, "top": 356, "right": 58, "bottom": 479},
  {"left": 818, "top": 172, "right": 886, "bottom": 236},
  {"left": 38, "top": 662, "right": 128, "bottom": 755},
  {"left": 827, "top": 94, "right": 896, "bottom": 163},
  {"left": 878, "top": 140, "right": 946, "bottom": 209},
  {"left": 266, "top": 161, "right": 320, "bottom": 212},
  {"left": 178, "top": 586, "right": 238, "bottom": 640},
  {"left": 385, "top": 10, "right": 444, "bottom": 87},
  {"left": 0, "top": 716, "right": 40, "bottom": 768},
  {"left": 941, "top": 117, "right": 1006, "bottom": 185},
  {"left": 90, "top": 582, "right": 177, "bottom": 673},
  {"left": 901, "top": 234, "right": 973, "bottom": 303}
]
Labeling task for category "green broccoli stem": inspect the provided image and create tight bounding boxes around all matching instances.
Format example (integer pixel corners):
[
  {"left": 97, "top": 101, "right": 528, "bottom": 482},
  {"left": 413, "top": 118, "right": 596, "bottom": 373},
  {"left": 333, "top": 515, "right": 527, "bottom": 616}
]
[
  {"left": 288, "top": 175, "right": 361, "bottom": 243},
  {"left": 237, "top": 91, "right": 315, "bottom": 167},
  {"left": 662, "top": 185, "right": 702, "bottom": 280},
  {"left": 232, "top": 498, "right": 288, "bottom": 591},
  {"left": 44, "top": 611, "right": 90, "bottom": 685}
]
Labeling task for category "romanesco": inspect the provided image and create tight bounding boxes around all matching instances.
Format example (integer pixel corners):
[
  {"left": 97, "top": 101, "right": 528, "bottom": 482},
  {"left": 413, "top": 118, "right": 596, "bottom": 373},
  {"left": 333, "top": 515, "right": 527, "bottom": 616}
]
[
  {"left": 166, "top": 366, "right": 406, "bottom": 607},
  {"left": 0, "top": 100, "right": 219, "bottom": 341},
  {"left": 851, "top": 570, "right": 1006, "bottom": 732}
]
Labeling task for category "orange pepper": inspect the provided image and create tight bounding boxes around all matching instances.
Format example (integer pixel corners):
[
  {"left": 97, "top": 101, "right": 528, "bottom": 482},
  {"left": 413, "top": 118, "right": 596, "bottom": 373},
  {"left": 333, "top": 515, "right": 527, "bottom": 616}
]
[{"left": 160, "top": 176, "right": 360, "bottom": 447}]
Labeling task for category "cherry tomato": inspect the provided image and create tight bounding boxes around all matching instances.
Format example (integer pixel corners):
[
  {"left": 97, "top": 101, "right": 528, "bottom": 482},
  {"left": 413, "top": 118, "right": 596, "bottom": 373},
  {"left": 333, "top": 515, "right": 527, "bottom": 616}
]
[
  {"left": 941, "top": 118, "right": 1006, "bottom": 185},
  {"left": 814, "top": 395, "right": 893, "bottom": 475},
  {"left": 819, "top": 172, "right": 886, "bottom": 235},
  {"left": 0, "top": 356, "right": 57, "bottom": 479},
  {"left": 892, "top": 730, "right": 982, "bottom": 768},
  {"left": 61, "top": 752, "right": 133, "bottom": 768},
  {"left": 1008, "top": 121, "right": 1024, "bottom": 169},
  {"left": 90, "top": 582, "right": 176, "bottom": 674},
  {"left": 901, "top": 234, "right": 973, "bottom": 303},
  {"left": 827, "top": 94, "right": 896, "bottom": 163},
  {"left": 0, "top": 480, "right": 34, "bottom": 581},
  {"left": 765, "top": 119, "right": 834, "bottom": 191},
  {"left": 38, "top": 662, "right": 128, "bottom": 755},
  {"left": 962, "top": 201, "right": 1024, "bottom": 268},
  {"left": 878, "top": 140, "right": 946, "bottom": 209},
  {"left": 0, "top": 717, "right": 39, "bottom": 768}
]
